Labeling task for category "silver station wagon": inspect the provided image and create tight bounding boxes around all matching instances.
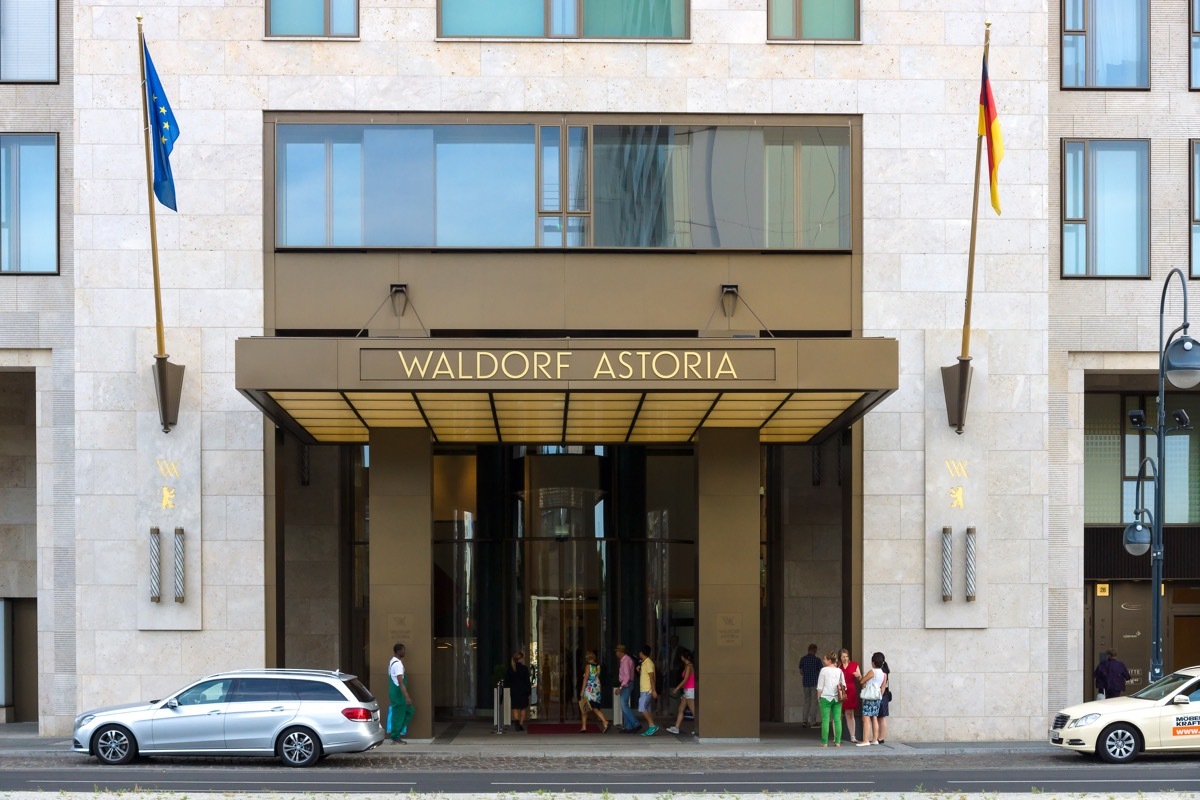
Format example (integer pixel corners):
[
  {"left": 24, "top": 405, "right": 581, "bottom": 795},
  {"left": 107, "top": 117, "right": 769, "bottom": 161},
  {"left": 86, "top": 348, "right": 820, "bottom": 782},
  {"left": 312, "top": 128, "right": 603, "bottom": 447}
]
[{"left": 73, "top": 668, "right": 385, "bottom": 767}]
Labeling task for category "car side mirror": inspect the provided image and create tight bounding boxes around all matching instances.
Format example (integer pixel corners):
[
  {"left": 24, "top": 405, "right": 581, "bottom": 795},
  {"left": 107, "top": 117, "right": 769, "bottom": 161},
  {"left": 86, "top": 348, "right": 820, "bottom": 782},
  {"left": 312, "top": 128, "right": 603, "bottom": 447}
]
[
  {"left": 1173, "top": 694, "right": 1191, "bottom": 705},
  {"left": 167, "top": 698, "right": 179, "bottom": 709}
]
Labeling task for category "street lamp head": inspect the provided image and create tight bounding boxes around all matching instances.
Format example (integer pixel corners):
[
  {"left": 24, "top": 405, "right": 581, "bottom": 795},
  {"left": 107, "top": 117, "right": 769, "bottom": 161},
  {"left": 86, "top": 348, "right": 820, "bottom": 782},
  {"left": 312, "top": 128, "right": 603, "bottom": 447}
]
[
  {"left": 1123, "top": 519, "right": 1152, "bottom": 557},
  {"left": 1165, "top": 335, "right": 1200, "bottom": 389},
  {"left": 1128, "top": 409, "right": 1147, "bottom": 429}
]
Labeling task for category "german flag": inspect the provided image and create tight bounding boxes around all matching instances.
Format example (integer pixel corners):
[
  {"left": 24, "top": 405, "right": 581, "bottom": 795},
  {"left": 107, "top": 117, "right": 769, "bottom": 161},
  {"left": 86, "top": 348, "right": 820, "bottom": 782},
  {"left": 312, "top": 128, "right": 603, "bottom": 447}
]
[{"left": 978, "top": 54, "right": 1003, "bottom": 215}]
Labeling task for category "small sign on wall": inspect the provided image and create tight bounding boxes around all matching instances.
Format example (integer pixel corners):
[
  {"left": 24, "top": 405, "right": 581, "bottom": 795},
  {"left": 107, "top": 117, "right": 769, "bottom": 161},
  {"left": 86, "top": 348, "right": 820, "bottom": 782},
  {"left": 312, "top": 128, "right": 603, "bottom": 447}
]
[
  {"left": 717, "top": 613, "right": 742, "bottom": 647},
  {"left": 1096, "top": 583, "right": 1109, "bottom": 597},
  {"left": 388, "top": 613, "right": 414, "bottom": 644}
]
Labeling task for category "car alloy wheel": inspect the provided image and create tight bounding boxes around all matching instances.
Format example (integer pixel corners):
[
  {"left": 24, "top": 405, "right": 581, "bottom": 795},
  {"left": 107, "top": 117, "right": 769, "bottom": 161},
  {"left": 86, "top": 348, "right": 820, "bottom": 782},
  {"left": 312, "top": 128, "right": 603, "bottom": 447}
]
[
  {"left": 94, "top": 725, "right": 137, "bottom": 765},
  {"left": 1098, "top": 723, "right": 1139, "bottom": 764},
  {"left": 278, "top": 726, "right": 322, "bottom": 767}
]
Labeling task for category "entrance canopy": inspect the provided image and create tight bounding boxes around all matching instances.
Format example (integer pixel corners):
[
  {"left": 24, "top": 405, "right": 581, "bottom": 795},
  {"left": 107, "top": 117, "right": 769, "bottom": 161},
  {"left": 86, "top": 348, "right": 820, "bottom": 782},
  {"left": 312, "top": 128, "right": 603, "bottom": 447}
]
[{"left": 236, "top": 337, "right": 898, "bottom": 445}]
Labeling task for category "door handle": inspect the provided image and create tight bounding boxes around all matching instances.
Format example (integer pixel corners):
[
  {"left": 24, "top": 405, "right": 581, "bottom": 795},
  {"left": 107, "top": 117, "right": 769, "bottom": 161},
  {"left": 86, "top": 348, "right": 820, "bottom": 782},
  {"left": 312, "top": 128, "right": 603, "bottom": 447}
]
[
  {"left": 208, "top": 709, "right": 223, "bottom": 715},
  {"left": 271, "top": 706, "right": 284, "bottom": 711}
]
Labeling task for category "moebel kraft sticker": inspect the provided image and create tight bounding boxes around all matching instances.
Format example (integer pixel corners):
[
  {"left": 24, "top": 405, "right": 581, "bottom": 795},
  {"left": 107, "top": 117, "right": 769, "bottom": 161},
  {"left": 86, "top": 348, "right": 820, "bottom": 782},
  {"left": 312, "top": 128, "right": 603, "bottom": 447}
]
[{"left": 1173, "top": 714, "right": 1200, "bottom": 736}]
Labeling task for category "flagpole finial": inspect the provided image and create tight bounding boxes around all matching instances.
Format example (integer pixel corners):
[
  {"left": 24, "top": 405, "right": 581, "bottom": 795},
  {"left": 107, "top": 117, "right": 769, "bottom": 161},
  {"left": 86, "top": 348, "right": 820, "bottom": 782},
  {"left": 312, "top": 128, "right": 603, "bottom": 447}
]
[{"left": 137, "top": 13, "right": 143, "bottom": 21}]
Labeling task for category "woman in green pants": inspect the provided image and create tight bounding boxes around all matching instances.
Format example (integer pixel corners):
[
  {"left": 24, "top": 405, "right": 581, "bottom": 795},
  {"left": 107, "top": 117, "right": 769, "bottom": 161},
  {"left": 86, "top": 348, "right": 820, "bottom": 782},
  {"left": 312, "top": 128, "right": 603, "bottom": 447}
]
[
  {"left": 816, "top": 652, "right": 844, "bottom": 746},
  {"left": 388, "top": 643, "right": 413, "bottom": 743}
]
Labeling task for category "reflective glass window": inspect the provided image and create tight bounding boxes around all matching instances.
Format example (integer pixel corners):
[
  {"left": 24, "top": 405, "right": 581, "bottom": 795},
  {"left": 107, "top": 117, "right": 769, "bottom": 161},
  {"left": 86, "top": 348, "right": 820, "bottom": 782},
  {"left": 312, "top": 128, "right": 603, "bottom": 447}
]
[
  {"left": 176, "top": 679, "right": 233, "bottom": 706},
  {"left": 440, "top": 0, "right": 686, "bottom": 38},
  {"left": 276, "top": 120, "right": 851, "bottom": 251},
  {"left": 1061, "top": 139, "right": 1148, "bottom": 277},
  {"left": 0, "top": 134, "right": 57, "bottom": 273},
  {"left": 1193, "top": 0, "right": 1200, "bottom": 88},
  {"left": 1194, "top": 141, "right": 1200, "bottom": 276},
  {"left": 0, "top": 0, "right": 57, "bottom": 81},
  {"left": 1061, "top": 0, "right": 1148, "bottom": 88},
  {"left": 268, "top": 0, "right": 358, "bottom": 36},
  {"left": 768, "top": 0, "right": 856, "bottom": 40}
]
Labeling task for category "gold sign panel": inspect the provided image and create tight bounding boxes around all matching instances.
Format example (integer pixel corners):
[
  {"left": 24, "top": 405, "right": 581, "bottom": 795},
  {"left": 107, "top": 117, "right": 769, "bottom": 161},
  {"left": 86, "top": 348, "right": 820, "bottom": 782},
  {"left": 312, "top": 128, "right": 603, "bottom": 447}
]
[{"left": 360, "top": 347, "right": 776, "bottom": 383}]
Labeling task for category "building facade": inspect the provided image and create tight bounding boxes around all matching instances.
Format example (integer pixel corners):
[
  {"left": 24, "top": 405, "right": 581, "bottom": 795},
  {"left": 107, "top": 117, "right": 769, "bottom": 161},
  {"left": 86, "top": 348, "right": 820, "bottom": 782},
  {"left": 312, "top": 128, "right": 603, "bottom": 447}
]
[{"left": 1, "top": 0, "right": 1065, "bottom": 739}]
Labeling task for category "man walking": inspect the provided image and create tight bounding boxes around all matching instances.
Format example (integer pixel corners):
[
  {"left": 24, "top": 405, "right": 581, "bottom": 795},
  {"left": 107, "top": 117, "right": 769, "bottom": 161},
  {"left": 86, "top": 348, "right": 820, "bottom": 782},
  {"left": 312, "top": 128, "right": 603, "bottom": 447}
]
[
  {"left": 615, "top": 643, "right": 640, "bottom": 733},
  {"left": 799, "top": 643, "right": 822, "bottom": 728},
  {"left": 388, "top": 642, "right": 413, "bottom": 743},
  {"left": 1094, "top": 648, "right": 1131, "bottom": 698},
  {"left": 637, "top": 645, "right": 659, "bottom": 736}
]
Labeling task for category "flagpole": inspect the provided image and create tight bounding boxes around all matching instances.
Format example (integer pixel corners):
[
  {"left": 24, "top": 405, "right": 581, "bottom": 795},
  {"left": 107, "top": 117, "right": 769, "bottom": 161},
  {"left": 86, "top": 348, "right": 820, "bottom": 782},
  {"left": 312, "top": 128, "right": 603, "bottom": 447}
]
[
  {"left": 961, "top": 21, "right": 990, "bottom": 361},
  {"left": 137, "top": 14, "right": 167, "bottom": 360}
]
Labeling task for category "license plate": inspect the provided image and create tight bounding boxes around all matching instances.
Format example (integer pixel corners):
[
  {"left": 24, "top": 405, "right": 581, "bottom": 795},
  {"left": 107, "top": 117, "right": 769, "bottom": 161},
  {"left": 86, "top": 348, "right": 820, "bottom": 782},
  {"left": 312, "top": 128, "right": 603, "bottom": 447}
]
[{"left": 1049, "top": 730, "right": 1062, "bottom": 743}]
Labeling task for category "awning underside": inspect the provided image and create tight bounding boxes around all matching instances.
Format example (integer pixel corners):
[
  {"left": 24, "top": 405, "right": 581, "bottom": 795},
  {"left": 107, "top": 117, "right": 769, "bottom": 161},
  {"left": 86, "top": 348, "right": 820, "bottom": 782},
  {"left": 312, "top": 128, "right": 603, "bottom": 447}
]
[{"left": 256, "top": 389, "right": 886, "bottom": 445}]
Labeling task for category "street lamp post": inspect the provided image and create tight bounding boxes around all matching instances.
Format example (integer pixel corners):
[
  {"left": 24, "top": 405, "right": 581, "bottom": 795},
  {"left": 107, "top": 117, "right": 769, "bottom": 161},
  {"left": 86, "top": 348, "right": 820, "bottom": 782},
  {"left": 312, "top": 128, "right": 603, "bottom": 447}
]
[{"left": 1123, "top": 267, "right": 1200, "bottom": 684}]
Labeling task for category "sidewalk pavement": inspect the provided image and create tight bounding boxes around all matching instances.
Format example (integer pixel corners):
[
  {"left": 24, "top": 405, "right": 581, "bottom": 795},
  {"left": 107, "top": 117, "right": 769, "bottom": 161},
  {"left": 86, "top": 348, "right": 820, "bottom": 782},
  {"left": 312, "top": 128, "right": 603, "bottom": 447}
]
[{"left": 0, "top": 719, "right": 1048, "bottom": 759}]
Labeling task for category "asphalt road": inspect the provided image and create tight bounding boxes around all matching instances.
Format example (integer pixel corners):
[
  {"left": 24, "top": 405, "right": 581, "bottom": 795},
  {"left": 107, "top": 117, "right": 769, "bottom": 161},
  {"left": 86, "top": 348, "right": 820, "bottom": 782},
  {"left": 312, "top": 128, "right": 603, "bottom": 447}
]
[{"left": 5, "top": 751, "right": 1200, "bottom": 793}]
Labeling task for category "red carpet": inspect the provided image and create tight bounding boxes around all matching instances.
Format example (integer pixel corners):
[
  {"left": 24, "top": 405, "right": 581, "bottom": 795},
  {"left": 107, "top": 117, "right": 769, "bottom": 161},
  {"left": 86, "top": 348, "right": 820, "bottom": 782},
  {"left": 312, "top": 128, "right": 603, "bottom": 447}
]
[{"left": 525, "top": 722, "right": 609, "bottom": 734}]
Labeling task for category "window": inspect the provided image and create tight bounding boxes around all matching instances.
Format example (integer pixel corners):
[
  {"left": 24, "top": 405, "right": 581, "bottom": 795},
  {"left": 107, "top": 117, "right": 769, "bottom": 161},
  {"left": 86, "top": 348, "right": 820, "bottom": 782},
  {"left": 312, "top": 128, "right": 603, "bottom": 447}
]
[
  {"left": 1062, "top": 139, "right": 1148, "bottom": 277},
  {"left": 0, "top": 134, "right": 57, "bottom": 274},
  {"left": 1084, "top": 392, "right": 1200, "bottom": 524},
  {"left": 1194, "top": 0, "right": 1200, "bottom": 88},
  {"left": 175, "top": 678, "right": 233, "bottom": 706},
  {"left": 275, "top": 119, "right": 852, "bottom": 250},
  {"left": 1062, "top": 0, "right": 1148, "bottom": 88},
  {"left": 1193, "top": 141, "right": 1200, "bottom": 275},
  {"left": 439, "top": 0, "right": 687, "bottom": 39},
  {"left": 267, "top": 0, "right": 357, "bottom": 37},
  {"left": 0, "top": 0, "right": 57, "bottom": 81},
  {"left": 767, "top": 0, "right": 856, "bottom": 41},
  {"left": 230, "top": 678, "right": 286, "bottom": 702}
]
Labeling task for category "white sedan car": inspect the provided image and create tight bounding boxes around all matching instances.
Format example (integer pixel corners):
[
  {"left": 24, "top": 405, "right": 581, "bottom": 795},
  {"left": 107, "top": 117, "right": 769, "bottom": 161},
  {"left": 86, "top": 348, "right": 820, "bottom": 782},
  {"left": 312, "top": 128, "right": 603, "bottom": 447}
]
[{"left": 1051, "top": 666, "right": 1200, "bottom": 763}]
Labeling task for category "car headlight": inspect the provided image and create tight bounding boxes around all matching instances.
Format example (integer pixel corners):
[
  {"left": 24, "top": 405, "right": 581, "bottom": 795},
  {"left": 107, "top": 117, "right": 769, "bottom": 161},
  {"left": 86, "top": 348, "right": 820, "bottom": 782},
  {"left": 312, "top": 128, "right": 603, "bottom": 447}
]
[
  {"left": 75, "top": 715, "right": 95, "bottom": 728},
  {"left": 1067, "top": 713, "right": 1100, "bottom": 728}
]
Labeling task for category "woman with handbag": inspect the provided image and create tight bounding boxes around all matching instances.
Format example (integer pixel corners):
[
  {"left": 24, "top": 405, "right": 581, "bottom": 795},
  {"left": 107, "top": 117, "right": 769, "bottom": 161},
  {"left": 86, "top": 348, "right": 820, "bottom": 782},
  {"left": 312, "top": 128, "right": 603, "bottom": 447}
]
[
  {"left": 578, "top": 650, "right": 610, "bottom": 733},
  {"left": 838, "top": 649, "right": 862, "bottom": 743},
  {"left": 815, "top": 652, "right": 845, "bottom": 746},
  {"left": 856, "top": 652, "right": 886, "bottom": 746}
]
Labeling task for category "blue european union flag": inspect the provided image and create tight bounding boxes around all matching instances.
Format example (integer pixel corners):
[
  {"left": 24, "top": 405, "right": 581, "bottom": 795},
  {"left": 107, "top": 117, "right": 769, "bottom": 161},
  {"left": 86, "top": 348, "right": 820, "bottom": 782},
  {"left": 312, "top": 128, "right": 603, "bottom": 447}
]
[{"left": 143, "top": 41, "right": 180, "bottom": 211}]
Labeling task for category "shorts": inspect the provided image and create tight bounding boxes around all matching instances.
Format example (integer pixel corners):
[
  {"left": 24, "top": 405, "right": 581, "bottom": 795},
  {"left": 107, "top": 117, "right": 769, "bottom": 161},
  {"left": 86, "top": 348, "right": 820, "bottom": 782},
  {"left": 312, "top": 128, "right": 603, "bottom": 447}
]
[
  {"left": 683, "top": 688, "right": 695, "bottom": 700},
  {"left": 861, "top": 698, "right": 881, "bottom": 717},
  {"left": 638, "top": 691, "right": 653, "bottom": 713}
]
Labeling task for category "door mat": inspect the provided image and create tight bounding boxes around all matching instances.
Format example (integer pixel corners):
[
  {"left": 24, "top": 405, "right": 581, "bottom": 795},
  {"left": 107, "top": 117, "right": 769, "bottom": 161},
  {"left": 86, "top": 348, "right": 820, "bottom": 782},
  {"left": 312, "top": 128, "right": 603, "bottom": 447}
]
[{"left": 525, "top": 722, "right": 609, "bottom": 734}]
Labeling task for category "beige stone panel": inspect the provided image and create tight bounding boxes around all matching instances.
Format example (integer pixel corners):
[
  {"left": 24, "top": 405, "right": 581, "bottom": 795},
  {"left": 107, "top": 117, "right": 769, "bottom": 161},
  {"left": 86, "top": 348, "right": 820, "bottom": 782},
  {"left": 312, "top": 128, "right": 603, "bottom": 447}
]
[
  {"left": 224, "top": 250, "right": 263, "bottom": 289},
  {"left": 183, "top": 7, "right": 265, "bottom": 44},
  {"left": 87, "top": 448, "right": 138, "bottom": 492},
  {"left": 814, "top": 46, "right": 903, "bottom": 81},
  {"left": 481, "top": 43, "right": 565, "bottom": 77},
  {"left": 77, "top": 249, "right": 138, "bottom": 291},
  {"left": 771, "top": 79, "right": 857, "bottom": 113},
  {"left": 691, "top": 9, "right": 765, "bottom": 45},
  {"left": 697, "top": 670, "right": 760, "bottom": 737},
  {"left": 863, "top": 449, "right": 924, "bottom": 496},
  {"left": 647, "top": 43, "right": 728, "bottom": 78},
  {"left": 900, "top": 411, "right": 925, "bottom": 452},
  {"left": 181, "top": 630, "right": 266, "bottom": 674},
  {"left": 175, "top": 288, "right": 261, "bottom": 329},
  {"left": 606, "top": 77, "right": 687, "bottom": 111},
  {"left": 898, "top": 254, "right": 964, "bottom": 295},
  {"left": 183, "top": 142, "right": 265, "bottom": 182},
  {"left": 227, "top": 584, "right": 266, "bottom": 630},
  {"left": 988, "top": 410, "right": 1045, "bottom": 452},
  {"left": 728, "top": 44, "right": 813, "bottom": 79},
  {"left": 862, "top": 11, "right": 946, "bottom": 45},
  {"left": 79, "top": 109, "right": 140, "bottom": 147},
  {"left": 866, "top": 538, "right": 923, "bottom": 585},
  {"left": 987, "top": 582, "right": 1043, "bottom": 630},
  {"left": 865, "top": 146, "right": 948, "bottom": 186},
  {"left": 76, "top": 40, "right": 139, "bottom": 77},
  {"left": 863, "top": 584, "right": 902, "bottom": 628},
  {"left": 76, "top": 410, "right": 136, "bottom": 452},
  {"left": 862, "top": 252, "right": 900, "bottom": 293},
  {"left": 523, "top": 77, "right": 608, "bottom": 110},
  {"left": 202, "top": 582, "right": 228, "bottom": 630},
  {"left": 989, "top": 493, "right": 1044, "bottom": 540},
  {"left": 989, "top": 330, "right": 1047, "bottom": 378},
  {"left": 180, "top": 75, "right": 269, "bottom": 110},
  {"left": 80, "top": 585, "right": 137, "bottom": 633},
  {"left": 987, "top": 451, "right": 1032, "bottom": 496},
  {"left": 863, "top": 410, "right": 900, "bottom": 451},
  {"left": 864, "top": 181, "right": 901, "bottom": 221},
  {"left": 311, "top": 41, "right": 400, "bottom": 76},
  {"left": 863, "top": 492, "right": 901, "bottom": 539},
  {"left": 983, "top": 254, "right": 1046, "bottom": 294},
  {"left": 686, "top": 78, "right": 771, "bottom": 113},
  {"left": 79, "top": 672, "right": 142, "bottom": 713},
  {"left": 395, "top": 41, "right": 478, "bottom": 76},
  {"left": 200, "top": 449, "right": 264, "bottom": 499},
  {"left": 563, "top": 45, "right": 646, "bottom": 77},
  {"left": 226, "top": 495, "right": 265, "bottom": 540},
  {"left": 866, "top": 286, "right": 948, "bottom": 329},
  {"left": 354, "top": 76, "right": 441, "bottom": 108},
  {"left": 440, "top": 76, "right": 525, "bottom": 109},
  {"left": 89, "top": 145, "right": 146, "bottom": 180},
  {"left": 899, "top": 45, "right": 983, "bottom": 82},
  {"left": 898, "top": 582, "right": 925, "bottom": 627}
]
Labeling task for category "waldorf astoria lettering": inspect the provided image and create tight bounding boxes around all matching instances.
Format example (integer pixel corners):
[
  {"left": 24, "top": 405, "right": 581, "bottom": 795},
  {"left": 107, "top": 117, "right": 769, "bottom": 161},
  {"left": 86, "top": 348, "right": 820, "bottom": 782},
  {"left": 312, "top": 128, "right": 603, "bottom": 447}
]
[{"left": 358, "top": 347, "right": 777, "bottom": 384}]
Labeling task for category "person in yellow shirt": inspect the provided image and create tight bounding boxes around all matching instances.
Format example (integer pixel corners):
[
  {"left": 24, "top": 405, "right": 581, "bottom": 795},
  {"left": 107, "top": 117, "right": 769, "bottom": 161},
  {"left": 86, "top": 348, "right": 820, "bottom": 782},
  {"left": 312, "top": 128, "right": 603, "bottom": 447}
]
[{"left": 636, "top": 645, "right": 659, "bottom": 736}]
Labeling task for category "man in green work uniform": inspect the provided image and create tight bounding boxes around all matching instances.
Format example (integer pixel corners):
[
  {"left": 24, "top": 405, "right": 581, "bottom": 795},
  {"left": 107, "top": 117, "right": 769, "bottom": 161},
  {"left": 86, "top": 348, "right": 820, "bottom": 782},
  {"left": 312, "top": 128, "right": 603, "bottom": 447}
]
[{"left": 388, "top": 643, "right": 413, "bottom": 743}]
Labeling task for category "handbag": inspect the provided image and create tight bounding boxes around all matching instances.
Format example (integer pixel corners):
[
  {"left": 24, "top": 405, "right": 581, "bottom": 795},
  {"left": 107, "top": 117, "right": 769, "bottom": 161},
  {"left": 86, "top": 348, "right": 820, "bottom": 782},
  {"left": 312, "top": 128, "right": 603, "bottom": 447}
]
[
  {"left": 836, "top": 677, "right": 847, "bottom": 703},
  {"left": 578, "top": 697, "right": 592, "bottom": 714},
  {"left": 861, "top": 681, "right": 882, "bottom": 702}
]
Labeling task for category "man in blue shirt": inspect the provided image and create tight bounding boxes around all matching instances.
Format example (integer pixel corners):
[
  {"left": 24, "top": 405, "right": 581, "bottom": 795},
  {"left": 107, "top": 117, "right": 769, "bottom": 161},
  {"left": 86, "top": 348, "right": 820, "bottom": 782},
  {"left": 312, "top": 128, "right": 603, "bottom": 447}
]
[{"left": 799, "top": 643, "right": 823, "bottom": 728}]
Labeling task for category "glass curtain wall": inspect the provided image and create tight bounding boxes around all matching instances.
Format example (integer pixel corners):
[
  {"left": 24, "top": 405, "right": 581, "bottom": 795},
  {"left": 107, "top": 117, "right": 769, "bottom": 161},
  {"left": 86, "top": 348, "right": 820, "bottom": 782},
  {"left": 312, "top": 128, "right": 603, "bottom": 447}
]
[{"left": 431, "top": 446, "right": 697, "bottom": 721}]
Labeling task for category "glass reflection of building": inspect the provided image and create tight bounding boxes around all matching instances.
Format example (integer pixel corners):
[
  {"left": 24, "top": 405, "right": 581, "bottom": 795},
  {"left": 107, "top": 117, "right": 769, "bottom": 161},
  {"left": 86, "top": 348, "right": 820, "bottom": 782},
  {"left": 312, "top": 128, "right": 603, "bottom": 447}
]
[{"left": 426, "top": 446, "right": 696, "bottom": 721}]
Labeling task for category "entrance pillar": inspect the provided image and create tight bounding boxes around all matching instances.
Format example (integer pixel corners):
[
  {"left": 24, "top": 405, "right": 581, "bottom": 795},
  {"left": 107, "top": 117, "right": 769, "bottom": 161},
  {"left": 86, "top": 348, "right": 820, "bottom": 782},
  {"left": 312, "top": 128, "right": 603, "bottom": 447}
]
[
  {"left": 368, "top": 429, "right": 432, "bottom": 740},
  {"left": 697, "top": 428, "right": 760, "bottom": 739}
]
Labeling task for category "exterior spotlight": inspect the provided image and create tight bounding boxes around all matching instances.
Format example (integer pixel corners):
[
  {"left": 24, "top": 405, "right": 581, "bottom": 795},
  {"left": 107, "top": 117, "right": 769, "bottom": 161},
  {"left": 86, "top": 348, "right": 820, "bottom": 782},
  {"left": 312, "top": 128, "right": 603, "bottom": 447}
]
[
  {"left": 1128, "top": 409, "right": 1147, "bottom": 429},
  {"left": 1123, "top": 518, "right": 1152, "bottom": 558},
  {"left": 1165, "top": 334, "right": 1200, "bottom": 389},
  {"left": 1173, "top": 408, "right": 1191, "bottom": 428},
  {"left": 720, "top": 284, "right": 739, "bottom": 318}
]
